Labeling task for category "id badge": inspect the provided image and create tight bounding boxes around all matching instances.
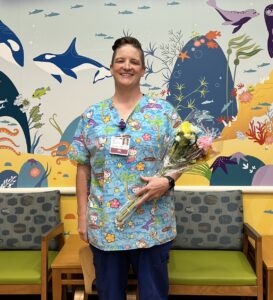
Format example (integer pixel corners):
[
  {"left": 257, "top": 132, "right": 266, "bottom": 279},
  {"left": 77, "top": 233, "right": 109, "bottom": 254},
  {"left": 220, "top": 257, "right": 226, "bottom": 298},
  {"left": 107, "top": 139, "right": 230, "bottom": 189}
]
[{"left": 110, "top": 135, "right": 131, "bottom": 156}]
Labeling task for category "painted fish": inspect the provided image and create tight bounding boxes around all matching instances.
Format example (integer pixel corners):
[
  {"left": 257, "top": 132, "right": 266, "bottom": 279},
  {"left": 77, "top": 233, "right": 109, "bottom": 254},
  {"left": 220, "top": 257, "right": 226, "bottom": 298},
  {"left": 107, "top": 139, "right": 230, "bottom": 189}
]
[
  {"left": 138, "top": 6, "right": 150, "bottom": 9},
  {"left": 149, "top": 86, "right": 161, "bottom": 90},
  {"left": 45, "top": 12, "right": 60, "bottom": 17},
  {"left": 29, "top": 9, "right": 44, "bottom": 15},
  {"left": 258, "top": 102, "right": 271, "bottom": 106},
  {"left": 244, "top": 69, "right": 257, "bottom": 73},
  {"left": 104, "top": 2, "right": 116, "bottom": 6},
  {"left": 221, "top": 101, "right": 232, "bottom": 113},
  {"left": 32, "top": 87, "right": 50, "bottom": 99},
  {"left": 71, "top": 5, "right": 84, "bottom": 9},
  {"left": 167, "top": 1, "right": 180, "bottom": 5},
  {"left": 95, "top": 33, "right": 107, "bottom": 37},
  {"left": 201, "top": 99, "right": 214, "bottom": 104},
  {"left": 257, "top": 62, "right": 270, "bottom": 67},
  {"left": 118, "top": 10, "right": 133, "bottom": 14}
]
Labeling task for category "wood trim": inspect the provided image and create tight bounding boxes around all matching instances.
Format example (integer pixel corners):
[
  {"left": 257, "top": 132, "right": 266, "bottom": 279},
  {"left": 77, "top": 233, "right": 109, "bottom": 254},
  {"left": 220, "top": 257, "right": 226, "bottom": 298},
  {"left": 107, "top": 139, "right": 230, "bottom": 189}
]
[
  {"left": 168, "top": 285, "right": 258, "bottom": 295},
  {"left": 0, "top": 285, "right": 41, "bottom": 294},
  {"left": 1, "top": 185, "right": 273, "bottom": 194}
]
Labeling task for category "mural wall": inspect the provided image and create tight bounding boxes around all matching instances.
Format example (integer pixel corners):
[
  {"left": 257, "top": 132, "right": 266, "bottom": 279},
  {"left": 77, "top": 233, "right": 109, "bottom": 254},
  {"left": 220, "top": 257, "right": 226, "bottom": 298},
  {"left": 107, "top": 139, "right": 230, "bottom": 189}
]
[{"left": 1, "top": 0, "right": 273, "bottom": 188}]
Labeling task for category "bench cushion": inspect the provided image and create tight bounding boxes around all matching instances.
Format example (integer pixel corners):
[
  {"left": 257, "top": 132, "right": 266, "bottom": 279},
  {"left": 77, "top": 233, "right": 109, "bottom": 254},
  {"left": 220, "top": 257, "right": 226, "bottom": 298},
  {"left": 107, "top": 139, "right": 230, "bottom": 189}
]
[
  {"left": 0, "top": 250, "right": 58, "bottom": 284},
  {"left": 0, "top": 190, "right": 60, "bottom": 250},
  {"left": 168, "top": 250, "right": 257, "bottom": 285},
  {"left": 172, "top": 190, "right": 243, "bottom": 250}
]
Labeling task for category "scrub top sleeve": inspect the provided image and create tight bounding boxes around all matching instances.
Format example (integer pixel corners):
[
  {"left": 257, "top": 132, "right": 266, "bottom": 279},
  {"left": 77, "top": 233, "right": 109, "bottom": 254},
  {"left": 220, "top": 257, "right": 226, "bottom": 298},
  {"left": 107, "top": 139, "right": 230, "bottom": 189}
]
[{"left": 67, "top": 113, "right": 90, "bottom": 165}]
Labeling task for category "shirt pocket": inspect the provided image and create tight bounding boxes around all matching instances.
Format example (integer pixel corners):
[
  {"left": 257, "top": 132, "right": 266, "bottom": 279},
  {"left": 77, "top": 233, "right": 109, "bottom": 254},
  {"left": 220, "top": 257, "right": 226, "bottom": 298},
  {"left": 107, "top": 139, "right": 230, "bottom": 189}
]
[
  {"left": 87, "top": 197, "right": 102, "bottom": 231},
  {"left": 85, "top": 129, "right": 108, "bottom": 171}
]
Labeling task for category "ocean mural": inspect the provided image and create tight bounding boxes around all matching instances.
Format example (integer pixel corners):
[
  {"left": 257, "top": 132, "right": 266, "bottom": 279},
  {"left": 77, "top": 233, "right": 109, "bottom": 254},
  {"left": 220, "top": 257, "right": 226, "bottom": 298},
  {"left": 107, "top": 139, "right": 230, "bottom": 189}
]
[{"left": 0, "top": 0, "right": 273, "bottom": 188}]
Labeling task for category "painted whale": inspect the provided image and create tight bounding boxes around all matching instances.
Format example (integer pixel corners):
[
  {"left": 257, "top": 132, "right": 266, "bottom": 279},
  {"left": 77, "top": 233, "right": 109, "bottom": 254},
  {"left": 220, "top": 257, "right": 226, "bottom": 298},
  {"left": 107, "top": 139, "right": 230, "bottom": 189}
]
[
  {"left": 33, "top": 37, "right": 112, "bottom": 83},
  {"left": 0, "top": 70, "right": 31, "bottom": 153},
  {"left": 0, "top": 20, "right": 24, "bottom": 67},
  {"left": 207, "top": 0, "right": 259, "bottom": 34}
]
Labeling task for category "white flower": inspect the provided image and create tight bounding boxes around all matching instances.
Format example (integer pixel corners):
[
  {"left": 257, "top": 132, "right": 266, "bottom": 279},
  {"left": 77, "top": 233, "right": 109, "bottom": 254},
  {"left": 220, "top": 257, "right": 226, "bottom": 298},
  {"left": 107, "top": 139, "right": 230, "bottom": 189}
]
[
  {"left": 175, "top": 136, "right": 181, "bottom": 142},
  {"left": 191, "top": 124, "right": 202, "bottom": 133}
]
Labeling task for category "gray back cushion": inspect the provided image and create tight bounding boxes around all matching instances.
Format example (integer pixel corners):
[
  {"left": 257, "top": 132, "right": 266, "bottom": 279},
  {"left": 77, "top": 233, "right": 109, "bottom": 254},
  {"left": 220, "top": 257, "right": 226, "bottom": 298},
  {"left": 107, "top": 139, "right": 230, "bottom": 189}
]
[
  {"left": 0, "top": 190, "right": 60, "bottom": 250},
  {"left": 172, "top": 190, "right": 243, "bottom": 250}
]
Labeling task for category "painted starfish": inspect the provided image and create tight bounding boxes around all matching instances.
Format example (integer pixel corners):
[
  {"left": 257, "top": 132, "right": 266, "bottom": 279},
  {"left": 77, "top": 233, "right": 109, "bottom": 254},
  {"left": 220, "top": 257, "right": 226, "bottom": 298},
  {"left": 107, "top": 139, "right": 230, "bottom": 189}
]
[
  {"left": 178, "top": 51, "right": 190, "bottom": 62},
  {"left": 230, "top": 152, "right": 248, "bottom": 165},
  {"left": 210, "top": 155, "right": 237, "bottom": 174}
]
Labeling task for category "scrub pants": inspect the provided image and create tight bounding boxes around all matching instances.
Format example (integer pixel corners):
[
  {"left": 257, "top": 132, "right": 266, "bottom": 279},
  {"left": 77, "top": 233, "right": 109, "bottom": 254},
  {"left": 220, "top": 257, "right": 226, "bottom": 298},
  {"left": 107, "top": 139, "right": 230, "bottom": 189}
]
[{"left": 90, "top": 241, "right": 172, "bottom": 300}]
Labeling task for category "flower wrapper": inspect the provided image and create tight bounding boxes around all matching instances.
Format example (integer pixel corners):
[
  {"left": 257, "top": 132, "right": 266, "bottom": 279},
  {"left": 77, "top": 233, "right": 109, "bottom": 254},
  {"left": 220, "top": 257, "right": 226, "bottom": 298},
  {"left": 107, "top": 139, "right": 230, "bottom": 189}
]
[{"left": 115, "top": 121, "right": 219, "bottom": 229}]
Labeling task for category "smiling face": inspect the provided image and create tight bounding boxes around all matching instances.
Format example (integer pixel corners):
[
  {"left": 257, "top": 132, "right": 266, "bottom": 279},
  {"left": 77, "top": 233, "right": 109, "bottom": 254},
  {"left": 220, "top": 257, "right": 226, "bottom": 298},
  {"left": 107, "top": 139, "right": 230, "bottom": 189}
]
[{"left": 110, "top": 44, "right": 145, "bottom": 89}]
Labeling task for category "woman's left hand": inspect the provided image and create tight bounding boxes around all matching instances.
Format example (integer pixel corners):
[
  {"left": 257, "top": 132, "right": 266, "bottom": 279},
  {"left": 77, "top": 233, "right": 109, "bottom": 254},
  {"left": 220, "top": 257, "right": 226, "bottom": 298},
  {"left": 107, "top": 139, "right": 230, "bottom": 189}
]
[{"left": 134, "top": 176, "right": 170, "bottom": 207}]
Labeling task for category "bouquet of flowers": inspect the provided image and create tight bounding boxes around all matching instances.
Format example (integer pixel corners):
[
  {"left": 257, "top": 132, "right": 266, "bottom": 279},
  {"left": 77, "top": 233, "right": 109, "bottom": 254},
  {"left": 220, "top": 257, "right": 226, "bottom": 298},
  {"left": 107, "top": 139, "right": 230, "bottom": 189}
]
[{"left": 115, "top": 121, "right": 217, "bottom": 229}]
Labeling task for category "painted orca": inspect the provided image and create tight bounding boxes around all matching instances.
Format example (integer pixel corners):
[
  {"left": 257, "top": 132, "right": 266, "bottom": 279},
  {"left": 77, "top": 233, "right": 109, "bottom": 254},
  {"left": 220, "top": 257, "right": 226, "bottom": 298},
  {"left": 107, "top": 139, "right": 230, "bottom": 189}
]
[
  {"left": 33, "top": 38, "right": 112, "bottom": 83},
  {"left": 207, "top": 0, "right": 259, "bottom": 34},
  {"left": 0, "top": 70, "right": 31, "bottom": 153},
  {"left": 0, "top": 20, "right": 24, "bottom": 66}
]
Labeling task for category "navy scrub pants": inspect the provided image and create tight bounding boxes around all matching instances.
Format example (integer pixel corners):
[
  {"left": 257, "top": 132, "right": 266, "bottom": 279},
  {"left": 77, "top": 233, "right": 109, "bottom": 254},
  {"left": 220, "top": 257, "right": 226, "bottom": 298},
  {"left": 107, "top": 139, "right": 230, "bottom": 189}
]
[{"left": 90, "top": 241, "right": 172, "bottom": 300}]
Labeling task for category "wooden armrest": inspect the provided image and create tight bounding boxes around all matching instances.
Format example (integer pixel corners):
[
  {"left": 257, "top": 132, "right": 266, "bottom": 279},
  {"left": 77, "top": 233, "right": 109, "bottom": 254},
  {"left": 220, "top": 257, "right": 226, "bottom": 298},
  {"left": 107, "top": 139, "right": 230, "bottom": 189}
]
[
  {"left": 79, "top": 245, "right": 96, "bottom": 295},
  {"left": 40, "top": 223, "right": 64, "bottom": 296},
  {"left": 42, "top": 223, "right": 65, "bottom": 249},
  {"left": 243, "top": 223, "right": 261, "bottom": 241},
  {"left": 243, "top": 223, "right": 262, "bottom": 289}
]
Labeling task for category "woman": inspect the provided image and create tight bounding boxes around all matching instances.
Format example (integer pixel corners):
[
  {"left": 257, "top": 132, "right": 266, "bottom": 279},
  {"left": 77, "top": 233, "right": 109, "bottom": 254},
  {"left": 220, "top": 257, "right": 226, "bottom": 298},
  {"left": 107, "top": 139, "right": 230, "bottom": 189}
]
[{"left": 68, "top": 36, "right": 181, "bottom": 300}]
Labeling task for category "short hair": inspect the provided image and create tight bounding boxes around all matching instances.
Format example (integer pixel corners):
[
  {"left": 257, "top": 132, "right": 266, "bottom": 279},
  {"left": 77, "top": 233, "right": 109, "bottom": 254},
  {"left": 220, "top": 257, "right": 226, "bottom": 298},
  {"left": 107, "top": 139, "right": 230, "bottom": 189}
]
[{"left": 111, "top": 36, "right": 145, "bottom": 68}]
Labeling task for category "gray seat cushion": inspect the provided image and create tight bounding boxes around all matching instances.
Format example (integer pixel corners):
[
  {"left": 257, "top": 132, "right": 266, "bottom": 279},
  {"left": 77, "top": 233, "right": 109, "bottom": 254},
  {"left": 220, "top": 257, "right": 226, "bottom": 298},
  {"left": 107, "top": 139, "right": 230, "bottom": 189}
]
[
  {"left": 172, "top": 190, "right": 243, "bottom": 250},
  {"left": 0, "top": 190, "right": 60, "bottom": 250}
]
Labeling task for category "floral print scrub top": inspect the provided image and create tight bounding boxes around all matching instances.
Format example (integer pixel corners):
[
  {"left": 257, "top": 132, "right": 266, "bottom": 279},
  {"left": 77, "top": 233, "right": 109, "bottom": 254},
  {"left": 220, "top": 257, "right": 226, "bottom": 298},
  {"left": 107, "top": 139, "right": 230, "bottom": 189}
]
[{"left": 68, "top": 95, "right": 181, "bottom": 251}]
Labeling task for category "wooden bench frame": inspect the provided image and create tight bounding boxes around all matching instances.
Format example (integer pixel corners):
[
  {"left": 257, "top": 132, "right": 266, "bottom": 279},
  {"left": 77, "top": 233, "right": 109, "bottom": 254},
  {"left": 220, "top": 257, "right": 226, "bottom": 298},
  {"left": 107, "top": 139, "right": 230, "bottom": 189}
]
[
  {"left": 75, "top": 223, "right": 263, "bottom": 300},
  {"left": 168, "top": 223, "right": 263, "bottom": 299},
  {"left": 0, "top": 223, "right": 64, "bottom": 300}
]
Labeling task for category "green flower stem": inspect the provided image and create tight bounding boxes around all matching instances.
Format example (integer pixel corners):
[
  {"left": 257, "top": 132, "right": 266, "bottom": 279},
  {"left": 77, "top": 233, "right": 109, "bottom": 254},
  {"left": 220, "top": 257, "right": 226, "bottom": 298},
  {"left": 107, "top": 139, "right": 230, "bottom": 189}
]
[{"left": 115, "top": 197, "right": 141, "bottom": 228}]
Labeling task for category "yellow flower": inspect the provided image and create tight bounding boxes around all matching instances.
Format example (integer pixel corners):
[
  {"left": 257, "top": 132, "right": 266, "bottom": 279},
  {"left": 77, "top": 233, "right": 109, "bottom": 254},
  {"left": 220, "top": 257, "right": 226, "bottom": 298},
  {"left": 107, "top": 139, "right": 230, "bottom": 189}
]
[
  {"left": 117, "top": 162, "right": 122, "bottom": 168},
  {"left": 135, "top": 138, "right": 141, "bottom": 143},
  {"left": 114, "top": 187, "right": 119, "bottom": 193},
  {"left": 105, "top": 233, "right": 115, "bottom": 243},
  {"left": 179, "top": 121, "right": 192, "bottom": 134},
  {"left": 184, "top": 133, "right": 194, "bottom": 139},
  {"left": 136, "top": 162, "right": 145, "bottom": 171}
]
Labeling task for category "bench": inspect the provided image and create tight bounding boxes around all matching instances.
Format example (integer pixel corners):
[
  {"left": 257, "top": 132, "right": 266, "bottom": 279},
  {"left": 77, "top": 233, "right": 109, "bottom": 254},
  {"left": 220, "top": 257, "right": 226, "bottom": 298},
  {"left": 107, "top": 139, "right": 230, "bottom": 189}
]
[
  {"left": 0, "top": 190, "right": 64, "bottom": 300},
  {"left": 168, "top": 190, "right": 262, "bottom": 299},
  {"left": 76, "top": 190, "right": 263, "bottom": 299}
]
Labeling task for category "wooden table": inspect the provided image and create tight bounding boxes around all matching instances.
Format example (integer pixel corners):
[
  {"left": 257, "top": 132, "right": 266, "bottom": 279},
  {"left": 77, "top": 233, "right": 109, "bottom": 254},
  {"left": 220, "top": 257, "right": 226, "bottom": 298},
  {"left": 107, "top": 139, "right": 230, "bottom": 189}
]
[
  {"left": 262, "top": 236, "right": 273, "bottom": 300},
  {"left": 51, "top": 234, "right": 88, "bottom": 300}
]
